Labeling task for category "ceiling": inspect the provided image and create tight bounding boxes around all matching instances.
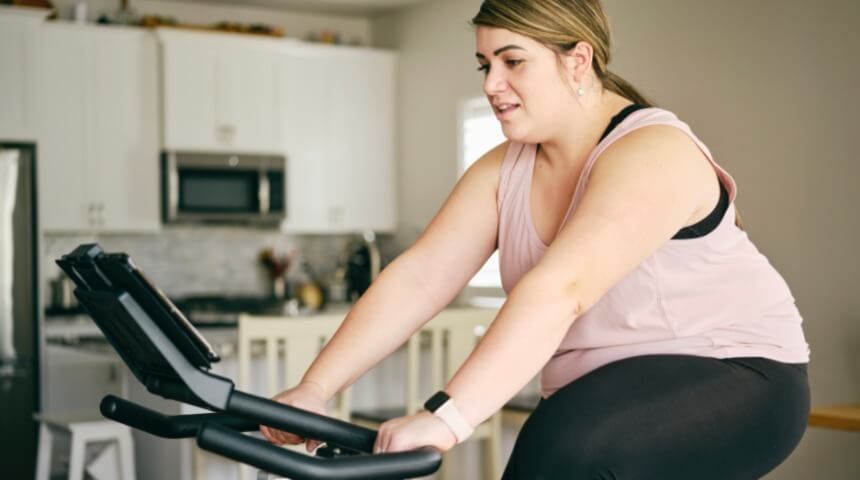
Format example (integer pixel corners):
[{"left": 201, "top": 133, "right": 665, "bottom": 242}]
[{"left": 166, "top": 0, "right": 432, "bottom": 16}]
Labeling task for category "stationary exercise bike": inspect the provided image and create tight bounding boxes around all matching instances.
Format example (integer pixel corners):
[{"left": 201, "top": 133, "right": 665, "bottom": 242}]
[{"left": 55, "top": 243, "right": 442, "bottom": 480}]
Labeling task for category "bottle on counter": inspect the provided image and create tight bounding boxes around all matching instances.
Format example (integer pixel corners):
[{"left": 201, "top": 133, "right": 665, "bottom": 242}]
[{"left": 293, "top": 259, "right": 324, "bottom": 313}]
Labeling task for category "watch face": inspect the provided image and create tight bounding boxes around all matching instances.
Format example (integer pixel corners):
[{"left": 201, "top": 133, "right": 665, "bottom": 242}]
[{"left": 424, "top": 391, "right": 450, "bottom": 412}]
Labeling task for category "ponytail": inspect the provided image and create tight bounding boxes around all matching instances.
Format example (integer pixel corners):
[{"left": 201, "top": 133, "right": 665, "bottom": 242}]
[{"left": 601, "top": 70, "right": 654, "bottom": 108}]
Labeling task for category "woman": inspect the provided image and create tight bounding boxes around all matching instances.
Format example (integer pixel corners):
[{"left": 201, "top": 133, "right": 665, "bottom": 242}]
[{"left": 262, "top": 1, "right": 810, "bottom": 478}]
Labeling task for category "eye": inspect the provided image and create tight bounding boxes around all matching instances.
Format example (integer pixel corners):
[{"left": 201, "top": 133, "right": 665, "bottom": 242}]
[
  {"left": 476, "top": 64, "right": 490, "bottom": 74},
  {"left": 505, "top": 59, "right": 523, "bottom": 68}
]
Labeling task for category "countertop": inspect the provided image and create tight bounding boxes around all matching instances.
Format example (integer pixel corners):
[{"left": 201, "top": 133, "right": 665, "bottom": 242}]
[{"left": 44, "top": 302, "right": 354, "bottom": 345}]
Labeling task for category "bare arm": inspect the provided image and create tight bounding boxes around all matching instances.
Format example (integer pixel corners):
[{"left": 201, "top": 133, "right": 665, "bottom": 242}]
[
  {"left": 298, "top": 142, "right": 508, "bottom": 399},
  {"left": 443, "top": 126, "right": 721, "bottom": 427}
]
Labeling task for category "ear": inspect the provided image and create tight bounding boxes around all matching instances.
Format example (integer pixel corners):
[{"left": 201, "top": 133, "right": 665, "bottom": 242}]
[{"left": 561, "top": 41, "right": 594, "bottom": 84}]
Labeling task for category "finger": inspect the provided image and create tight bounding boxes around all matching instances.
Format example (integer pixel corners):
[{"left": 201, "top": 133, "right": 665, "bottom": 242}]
[
  {"left": 306, "top": 439, "right": 320, "bottom": 453},
  {"left": 379, "top": 427, "right": 391, "bottom": 454},
  {"left": 265, "top": 426, "right": 284, "bottom": 444},
  {"left": 374, "top": 428, "right": 386, "bottom": 454},
  {"left": 267, "top": 427, "right": 301, "bottom": 445},
  {"left": 261, "top": 426, "right": 279, "bottom": 444}
]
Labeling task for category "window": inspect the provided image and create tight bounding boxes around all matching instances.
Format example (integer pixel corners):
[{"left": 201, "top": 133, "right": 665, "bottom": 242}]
[{"left": 458, "top": 97, "right": 506, "bottom": 305}]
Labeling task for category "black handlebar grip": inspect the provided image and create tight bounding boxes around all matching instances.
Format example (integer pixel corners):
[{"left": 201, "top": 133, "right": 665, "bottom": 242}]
[
  {"left": 228, "top": 391, "right": 378, "bottom": 453},
  {"left": 100, "top": 395, "right": 259, "bottom": 438},
  {"left": 197, "top": 422, "right": 442, "bottom": 480}
]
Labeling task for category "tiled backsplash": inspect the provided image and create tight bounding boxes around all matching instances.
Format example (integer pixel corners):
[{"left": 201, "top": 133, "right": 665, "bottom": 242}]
[{"left": 42, "top": 226, "right": 398, "bottom": 303}]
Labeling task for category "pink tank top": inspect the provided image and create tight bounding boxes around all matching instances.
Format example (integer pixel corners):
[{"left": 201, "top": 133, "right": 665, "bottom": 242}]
[{"left": 497, "top": 107, "right": 810, "bottom": 398}]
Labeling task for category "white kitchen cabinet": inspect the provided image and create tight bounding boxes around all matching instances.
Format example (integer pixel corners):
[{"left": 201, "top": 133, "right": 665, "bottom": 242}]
[
  {"left": 280, "top": 46, "right": 396, "bottom": 234},
  {"left": 160, "top": 29, "right": 281, "bottom": 154},
  {"left": 38, "top": 23, "right": 160, "bottom": 233},
  {"left": 0, "top": 6, "right": 49, "bottom": 141}
]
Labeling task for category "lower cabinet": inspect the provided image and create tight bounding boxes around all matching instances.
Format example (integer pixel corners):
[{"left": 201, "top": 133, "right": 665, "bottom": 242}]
[{"left": 38, "top": 23, "right": 159, "bottom": 233}]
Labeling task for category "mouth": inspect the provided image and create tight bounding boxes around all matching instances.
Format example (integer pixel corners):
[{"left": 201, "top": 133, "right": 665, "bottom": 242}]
[{"left": 494, "top": 103, "right": 520, "bottom": 117}]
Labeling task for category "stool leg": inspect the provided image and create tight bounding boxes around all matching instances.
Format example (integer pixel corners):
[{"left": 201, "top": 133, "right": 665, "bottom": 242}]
[
  {"left": 483, "top": 415, "right": 502, "bottom": 480},
  {"left": 118, "top": 429, "right": 136, "bottom": 480},
  {"left": 239, "top": 462, "right": 252, "bottom": 480},
  {"left": 438, "top": 451, "right": 451, "bottom": 480},
  {"left": 35, "top": 424, "right": 53, "bottom": 480},
  {"left": 67, "top": 432, "right": 86, "bottom": 480},
  {"left": 193, "top": 445, "right": 207, "bottom": 480}
]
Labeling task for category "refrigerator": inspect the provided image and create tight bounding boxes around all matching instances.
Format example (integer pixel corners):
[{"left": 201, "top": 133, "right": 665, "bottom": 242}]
[{"left": 0, "top": 142, "right": 40, "bottom": 479}]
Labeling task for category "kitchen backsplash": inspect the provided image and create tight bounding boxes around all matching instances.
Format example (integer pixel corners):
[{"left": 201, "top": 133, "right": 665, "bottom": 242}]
[{"left": 42, "top": 226, "right": 398, "bottom": 303}]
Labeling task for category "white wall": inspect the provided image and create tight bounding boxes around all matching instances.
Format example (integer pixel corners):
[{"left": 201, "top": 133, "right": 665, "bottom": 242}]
[{"left": 373, "top": 0, "right": 860, "bottom": 478}]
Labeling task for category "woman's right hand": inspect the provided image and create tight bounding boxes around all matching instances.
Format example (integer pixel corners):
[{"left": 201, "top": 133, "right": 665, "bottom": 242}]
[{"left": 260, "top": 381, "right": 330, "bottom": 453}]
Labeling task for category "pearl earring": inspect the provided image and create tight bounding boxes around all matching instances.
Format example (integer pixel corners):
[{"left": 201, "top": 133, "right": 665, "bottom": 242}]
[{"left": 577, "top": 85, "right": 585, "bottom": 96}]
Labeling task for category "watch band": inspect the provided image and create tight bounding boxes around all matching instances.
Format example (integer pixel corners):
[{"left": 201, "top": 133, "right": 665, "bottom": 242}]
[{"left": 424, "top": 391, "right": 474, "bottom": 443}]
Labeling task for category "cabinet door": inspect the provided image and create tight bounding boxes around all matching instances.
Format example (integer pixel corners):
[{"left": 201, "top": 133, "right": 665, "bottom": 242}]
[
  {"left": 329, "top": 50, "right": 397, "bottom": 233},
  {"left": 161, "top": 31, "right": 282, "bottom": 154},
  {"left": 91, "top": 28, "right": 160, "bottom": 232},
  {"left": 161, "top": 36, "right": 219, "bottom": 151},
  {"left": 37, "top": 25, "right": 92, "bottom": 231},
  {"left": 279, "top": 48, "right": 338, "bottom": 233},
  {"left": 222, "top": 45, "right": 280, "bottom": 153},
  {"left": 279, "top": 47, "right": 397, "bottom": 234},
  {"left": 0, "top": 14, "right": 40, "bottom": 141}
]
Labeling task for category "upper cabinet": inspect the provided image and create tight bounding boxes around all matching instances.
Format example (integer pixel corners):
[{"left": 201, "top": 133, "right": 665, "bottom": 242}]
[
  {"left": 279, "top": 45, "right": 397, "bottom": 234},
  {"left": 54, "top": 28, "right": 404, "bottom": 234},
  {"left": 38, "top": 23, "right": 160, "bottom": 233},
  {"left": 160, "top": 31, "right": 397, "bottom": 233},
  {"left": 0, "top": 6, "right": 50, "bottom": 141},
  {"left": 159, "top": 30, "right": 282, "bottom": 154}
]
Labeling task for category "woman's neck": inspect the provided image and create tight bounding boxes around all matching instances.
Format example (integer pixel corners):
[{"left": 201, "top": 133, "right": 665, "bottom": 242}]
[{"left": 538, "top": 90, "right": 633, "bottom": 171}]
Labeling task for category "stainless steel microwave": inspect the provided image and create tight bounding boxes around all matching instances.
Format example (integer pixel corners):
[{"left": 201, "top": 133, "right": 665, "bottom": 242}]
[{"left": 162, "top": 151, "right": 286, "bottom": 225}]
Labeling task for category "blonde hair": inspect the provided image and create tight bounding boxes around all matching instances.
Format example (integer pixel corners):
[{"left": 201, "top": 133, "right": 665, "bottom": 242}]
[{"left": 471, "top": 0, "right": 654, "bottom": 107}]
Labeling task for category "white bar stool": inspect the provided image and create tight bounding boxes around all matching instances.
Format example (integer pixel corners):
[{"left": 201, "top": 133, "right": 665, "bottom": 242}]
[{"left": 35, "top": 411, "right": 136, "bottom": 480}]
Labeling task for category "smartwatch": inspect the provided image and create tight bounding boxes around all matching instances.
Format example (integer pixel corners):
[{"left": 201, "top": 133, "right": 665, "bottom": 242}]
[{"left": 424, "top": 391, "right": 474, "bottom": 443}]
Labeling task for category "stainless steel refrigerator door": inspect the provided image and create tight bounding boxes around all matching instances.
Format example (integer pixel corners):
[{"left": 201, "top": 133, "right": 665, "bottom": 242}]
[
  {"left": 0, "top": 146, "right": 39, "bottom": 479},
  {"left": 0, "top": 149, "right": 20, "bottom": 366}
]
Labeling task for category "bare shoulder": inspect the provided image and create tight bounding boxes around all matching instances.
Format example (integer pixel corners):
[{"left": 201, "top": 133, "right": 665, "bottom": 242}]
[
  {"left": 594, "top": 125, "right": 712, "bottom": 181},
  {"left": 466, "top": 140, "right": 508, "bottom": 179},
  {"left": 589, "top": 125, "right": 717, "bottom": 213}
]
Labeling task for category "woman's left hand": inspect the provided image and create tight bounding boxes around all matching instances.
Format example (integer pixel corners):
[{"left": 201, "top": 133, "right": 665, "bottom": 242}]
[{"left": 373, "top": 411, "right": 458, "bottom": 454}]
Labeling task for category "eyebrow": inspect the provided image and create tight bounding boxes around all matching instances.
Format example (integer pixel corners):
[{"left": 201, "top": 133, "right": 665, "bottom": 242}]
[{"left": 475, "top": 44, "right": 526, "bottom": 60}]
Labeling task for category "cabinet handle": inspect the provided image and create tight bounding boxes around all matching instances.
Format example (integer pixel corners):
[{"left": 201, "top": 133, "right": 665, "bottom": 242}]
[
  {"left": 328, "top": 206, "right": 344, "bottom": 225},
  {"left": 217, "top": 125, "right": 236, "bottom": 145}
]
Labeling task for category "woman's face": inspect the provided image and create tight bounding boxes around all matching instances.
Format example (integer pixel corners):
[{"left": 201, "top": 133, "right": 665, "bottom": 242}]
[{"left": 475, "top": 26, "right": 578, "bottom": 143}]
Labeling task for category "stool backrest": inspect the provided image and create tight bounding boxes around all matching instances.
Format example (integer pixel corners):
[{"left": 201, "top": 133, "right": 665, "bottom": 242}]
[
  {"left": 405, "top": 308, "right": 497, "bottom": 414},
  {"left": 237, "top": 313, "right": 351, "bottom": 421}
]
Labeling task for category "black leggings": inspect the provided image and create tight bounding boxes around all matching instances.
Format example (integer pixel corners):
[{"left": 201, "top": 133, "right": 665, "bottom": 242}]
[{"left": 502, "top": 355, "right": 809, "bottom": 480}]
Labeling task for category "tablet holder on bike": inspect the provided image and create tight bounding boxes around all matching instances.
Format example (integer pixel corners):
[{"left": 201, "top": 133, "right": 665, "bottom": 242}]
[{"left": 56, "top": 243, "right": 442, "bottom": 480}]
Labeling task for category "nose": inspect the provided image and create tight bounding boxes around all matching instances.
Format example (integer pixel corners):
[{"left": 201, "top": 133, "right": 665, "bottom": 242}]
[{"left": 483, "top": 66, "right": 508, "bottom": 97}]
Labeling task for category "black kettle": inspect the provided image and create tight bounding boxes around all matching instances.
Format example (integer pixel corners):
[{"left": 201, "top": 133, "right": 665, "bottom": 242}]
[{"left": 341, "top": 231, "right": 381, "bottom": 301}]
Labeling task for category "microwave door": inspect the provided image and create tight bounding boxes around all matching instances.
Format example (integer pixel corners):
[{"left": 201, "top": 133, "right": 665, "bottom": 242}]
[{"left": 163, "top": 152, "right": 285, "bottom": 224}]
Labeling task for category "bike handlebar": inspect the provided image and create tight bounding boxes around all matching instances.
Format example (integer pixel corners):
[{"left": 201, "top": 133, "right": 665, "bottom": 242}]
[
  {"left": 198, "top": 422, "right": 442, "bottom": 480},
  {"left": 100, "top": 394, "right": 443, "bottom": 479}
]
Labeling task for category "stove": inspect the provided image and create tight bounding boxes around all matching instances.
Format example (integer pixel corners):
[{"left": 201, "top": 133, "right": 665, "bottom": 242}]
[{"left": 172, "top": 295, "right": 294, "bottom": 327}]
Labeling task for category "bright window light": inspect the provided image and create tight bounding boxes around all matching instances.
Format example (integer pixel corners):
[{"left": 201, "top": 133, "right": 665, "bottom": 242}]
[{"left": 459, "top": 97, "right": 506, "bottom": 290}]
